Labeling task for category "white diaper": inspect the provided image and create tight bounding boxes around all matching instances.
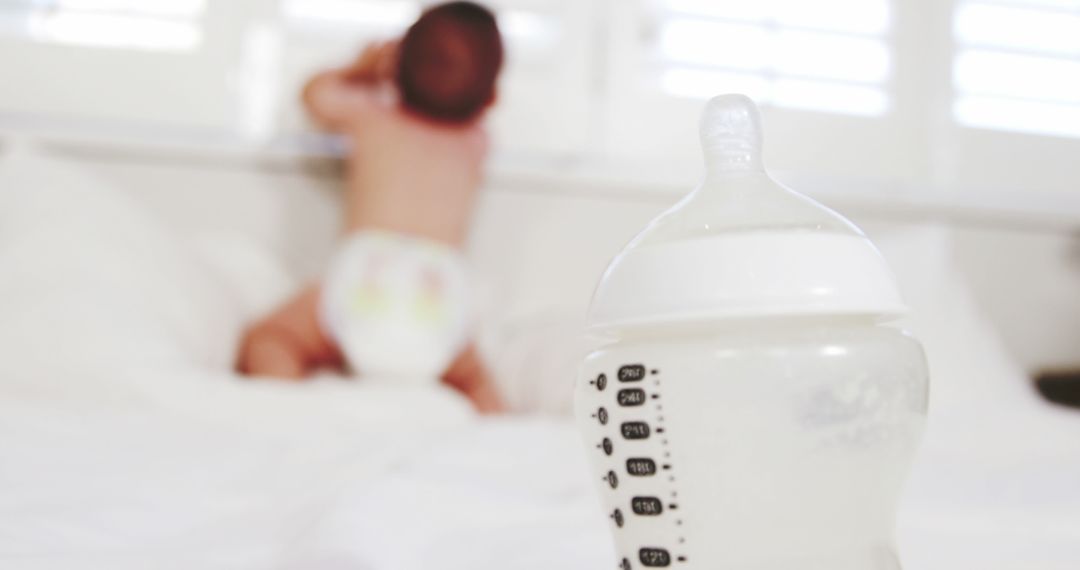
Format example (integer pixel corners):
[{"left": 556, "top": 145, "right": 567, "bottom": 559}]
[{"left": 320, "top": 230, "right": 471, "bottom": 382}]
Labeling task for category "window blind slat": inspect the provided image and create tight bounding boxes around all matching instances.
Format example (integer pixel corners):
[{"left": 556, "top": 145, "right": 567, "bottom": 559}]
[
  {"left": 647, "top": 0, "right": 892, "bottom": 116},
  {"left": 954, "top": 0, "right": 1080, "bottom": 138}
]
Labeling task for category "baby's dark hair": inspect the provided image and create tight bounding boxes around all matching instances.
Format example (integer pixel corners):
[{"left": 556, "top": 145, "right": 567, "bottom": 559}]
[{"left": 396, "top": 1, "right": 504, "bottom": 122}]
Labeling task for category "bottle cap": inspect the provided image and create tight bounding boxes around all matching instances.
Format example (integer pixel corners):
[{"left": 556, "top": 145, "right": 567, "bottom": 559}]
[{"left": 587, "top": 95, "right": 906, "bottom": 333}]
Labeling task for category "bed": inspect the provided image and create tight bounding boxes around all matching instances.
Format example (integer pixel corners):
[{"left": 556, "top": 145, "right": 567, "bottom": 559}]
[{"left": 1, "top": 145, "right": 1078, "bottom": 569}]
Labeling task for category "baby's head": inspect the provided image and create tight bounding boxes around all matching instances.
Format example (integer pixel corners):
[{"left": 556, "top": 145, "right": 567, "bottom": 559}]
[{"left": 396, "top": 2, "right": 504, "bottom": 123}]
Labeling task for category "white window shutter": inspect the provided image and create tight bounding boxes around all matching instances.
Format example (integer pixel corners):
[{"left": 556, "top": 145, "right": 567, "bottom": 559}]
[
  {"left": 945, "top": 0, "right": 1080, "bottom": 197},
  {"left": 601, "top": 0, "right": 918, "bottom": 186},
  {"left": 953, "top": 0, "right": 1080, "bottom": 139},
  {"left": 649, "top": 0, "right": 893, "bottom": 116},
  {"left": 0, "top": 0, "right": 244, "bottom": 132}
]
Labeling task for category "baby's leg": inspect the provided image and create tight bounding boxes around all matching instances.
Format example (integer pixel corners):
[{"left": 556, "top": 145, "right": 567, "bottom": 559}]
[
  {"left": 442, "top": 344, "right": 503, "bottom": 413},
  {"left": 237, "top": 285, "right": 343, "bottom": 379},
  {"left": 239, "top": 279, "right": 503, "bottom": 412}
]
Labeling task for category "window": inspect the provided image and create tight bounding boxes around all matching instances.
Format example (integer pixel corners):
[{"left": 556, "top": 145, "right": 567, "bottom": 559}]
[
  {"left": 646, "top": 0, "right": 893, "bottom": 116},
  {"left": 1, "top": 0, "right": 1077, "bottom": 196},
  {"left": 953, "top": 0, "right": 1080, "bottom": 138},
  {"left": 0, "top": 0, "right": 206, "bottom": 51},
  {"left": 601, "top": 0, "right": 910, "bottom": 183},
  {"left": 0, "top": 0, "right": 233, "bottom": 132}
]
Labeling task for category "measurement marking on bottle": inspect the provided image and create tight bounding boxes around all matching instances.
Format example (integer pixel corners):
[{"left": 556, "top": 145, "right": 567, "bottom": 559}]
[
  {"left": 594, "top": 365, "right": 684, "bottom": 570},
  {"left": 621, "top": 421, "right": 650, "bottom": 440},
  {"left": 626, "top": 458, "right": 657, "bottom": 476},
  {"left": 595, "top": 374, "right": 607, "bottom": 391},
  {"left": 639, "top": 548, "right": 671, "bottom": 567},
  {"left": 618, "top": 364, "right": 646, "bottom": 382},
  {"left": 618, "top": 389, "right": 647, "bottom": 407},
  {"left": 631, "top": 496, "right": 664, "bottom": 515},
  {"left": 650, "top": 378, "right": 680, "bottom": 551}
]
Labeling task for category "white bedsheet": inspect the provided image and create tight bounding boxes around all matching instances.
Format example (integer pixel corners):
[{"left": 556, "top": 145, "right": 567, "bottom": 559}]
[
  {"left": 1, "top": 149, "right": 1078, "bottom": 570},
  {"left": 0, "top": 150, "right": 611, "bottom": 570},
  {"left": 0, "top": 394, "right": 610, "bottom": 570}
]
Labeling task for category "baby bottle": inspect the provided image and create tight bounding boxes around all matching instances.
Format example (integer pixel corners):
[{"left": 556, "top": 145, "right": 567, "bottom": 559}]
[{"left": 575, "top": 95, "right": 929, "bottom": 570}]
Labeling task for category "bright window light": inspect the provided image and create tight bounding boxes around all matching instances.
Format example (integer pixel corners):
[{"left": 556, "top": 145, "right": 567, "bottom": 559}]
[
  {"left": 283, "top": 0, "right": 420, "bottom": 30},
  {"left": 49, "top": 0, "right": 206, "bottom": 19},
  {"left": 651, "top": 0, "right": 892, "bottom": 117},
  {"left": 25, "top": 11, "right": 200, "bottom": 50},
  {"left": 985, "top": 0, "right": 1080, "bottom": 9},
  {"left": 500, "top": 10, "right": 560, "bottom": 54},
  {"left": 661, "top": 68, "right": 888, "bottom": 116},
  {"left": 282, "top": 0, "right": 560, "bottom": 66},
  {"left": 664, "top": 0, "right": 890, "bottom": 35},
  {"left": 0, "top": 0, "right": 204, "bottom": 51},
  {"left": 956, "top": 2, "right": 1080, "bottom": 56},
  {"left": 659, "top": 21, "right": 888, "bottom": 83},
  {"left": 953, "top": 0, "right": 1080, "bottom": 138},
  {"left": 955, "top": 50, "right": 1080, "bottom": 103},
  {"left": 955, "top": 95, "right": 1080, "bottom": 139},
  {"left": 661, "top": 68, "right": 771, "bottom": 101},
  {"left": 771, "top": 78, "right": 888, "bottom": 116}
]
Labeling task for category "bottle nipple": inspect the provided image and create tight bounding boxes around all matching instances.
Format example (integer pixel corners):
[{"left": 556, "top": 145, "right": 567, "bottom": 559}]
[{"left": 699, "top": 94, "right": 764, "bottom": 173}]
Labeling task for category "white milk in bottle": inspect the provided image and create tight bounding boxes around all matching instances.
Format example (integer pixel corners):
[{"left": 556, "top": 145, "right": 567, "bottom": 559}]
[{"left": 575, "top": 95, "right": 929, "bottom": 570}]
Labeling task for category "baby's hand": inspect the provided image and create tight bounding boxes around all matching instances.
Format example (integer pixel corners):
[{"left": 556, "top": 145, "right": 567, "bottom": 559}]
[
  {"left": 344, "top": 40, "right": 399, "bottom": 84},
  {"left": 301, "top": 41, "right": 397, "bottom": 131}
]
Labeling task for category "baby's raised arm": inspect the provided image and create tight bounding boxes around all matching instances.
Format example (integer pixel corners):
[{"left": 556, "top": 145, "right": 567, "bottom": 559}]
[{"left": 301, "top": 42, "right": 396, "bottom": 131}]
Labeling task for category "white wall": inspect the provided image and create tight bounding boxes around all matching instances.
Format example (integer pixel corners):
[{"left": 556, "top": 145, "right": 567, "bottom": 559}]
[{"left": 953, "top": 228, "right": 1080, "bottom": 373}]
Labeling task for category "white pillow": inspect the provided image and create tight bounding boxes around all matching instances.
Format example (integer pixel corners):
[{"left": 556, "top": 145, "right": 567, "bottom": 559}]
[{"left": 0, "top": 150, "right": 246, "bottom": 402}]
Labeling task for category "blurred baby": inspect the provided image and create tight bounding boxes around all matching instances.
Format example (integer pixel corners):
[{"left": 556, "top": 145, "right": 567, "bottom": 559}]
[{"left": 236, "top": 2, "right": 504, "bottom": 412}]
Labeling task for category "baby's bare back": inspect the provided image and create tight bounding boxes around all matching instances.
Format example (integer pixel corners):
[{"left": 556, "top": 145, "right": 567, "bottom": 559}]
[{"left": 344, "top": 103, "right": 489, "bottom": 248}]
